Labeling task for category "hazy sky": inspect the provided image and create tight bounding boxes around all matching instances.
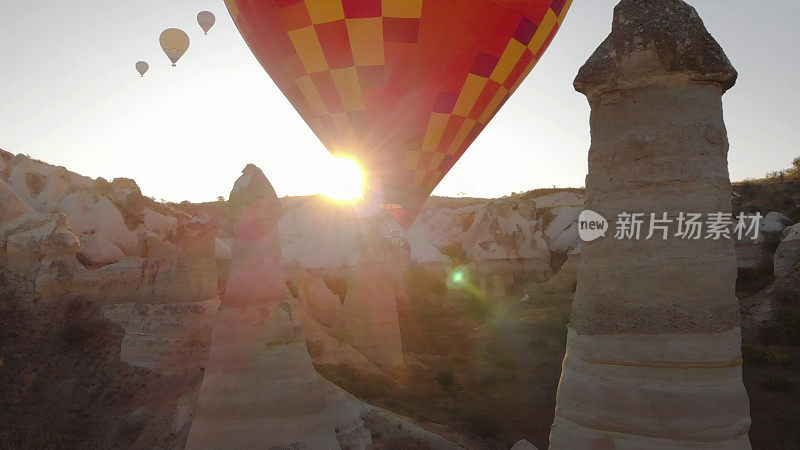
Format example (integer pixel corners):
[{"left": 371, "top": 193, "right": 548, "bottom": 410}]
[{"left": 1, "top": 1, "right": 798, "bottom": 202}]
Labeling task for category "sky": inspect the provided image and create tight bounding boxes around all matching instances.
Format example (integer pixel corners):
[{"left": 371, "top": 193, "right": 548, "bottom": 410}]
[{"left": 0, "top": 1, "right": 798, "bottom": 202}]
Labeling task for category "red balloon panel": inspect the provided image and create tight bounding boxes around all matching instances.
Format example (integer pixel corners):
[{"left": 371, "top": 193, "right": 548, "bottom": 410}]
[{"left": 225, "top": 0, "right": 571, "bottom": 227}]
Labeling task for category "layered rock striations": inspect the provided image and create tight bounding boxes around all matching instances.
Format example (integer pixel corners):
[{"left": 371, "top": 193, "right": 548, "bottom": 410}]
[
  {"left": 335, "top": 263, "right": 405, "bottom": 369},
  {"left": 186, "top": 300, "right": 373, "bottom": 449},
  {"left": 0, "top": 151, "right": 220, "bottom": 376},
  {"left": 550, "top": 1, "right": 751, "bottom": 448},
  {"left": 0, "top": 151, "right": 222, "bottom": 446},
  {"left": 187, "top": 165, "right": 375, "bottom": 448}
]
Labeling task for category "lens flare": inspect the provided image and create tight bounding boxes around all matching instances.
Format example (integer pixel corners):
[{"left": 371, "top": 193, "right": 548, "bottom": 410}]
[
  {"left": 447, "top": 267, "right": 471, "bottom": 291},
  {"left": 321, "top": 157, "right": 363, "bottom": 201}
]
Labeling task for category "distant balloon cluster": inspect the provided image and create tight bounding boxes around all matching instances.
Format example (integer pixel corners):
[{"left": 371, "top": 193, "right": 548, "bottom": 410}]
[{"left": 135, "top": 11, "right": 215, "bottom": 77}]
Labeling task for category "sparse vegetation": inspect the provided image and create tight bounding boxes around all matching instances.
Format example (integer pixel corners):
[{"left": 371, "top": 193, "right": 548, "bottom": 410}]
[
  {"left": 319, "top": 264, "right": 573, "bottom": 448},
  {"left": 737, "top": 263, "right": 775, "bottom": 297},
  {"left": 434, "top": 370, "right": 455, "bottom": 389},
  {"left": 742, "top": 345, "right": 795, "bottom": 366},
  {"left": 764, "top": 157, "right": 800, "bottom": 182},
  {"left": 461, "top": 411, "right": 501, "bottom": 439},
  {"left": 439, "top": 243, "right": 468, "bottom": 265},
  {"left": 775, "top": 310, "right": 800, "bottom": 346},
  {"left": 504, "top": 187, "right": 585, "bottom": 201},
  {"left": 733, "top": 158, "right": 800, "bottom": 221},
  {"left": 762, "top": 377, "right": 794, "bottom": 393}
]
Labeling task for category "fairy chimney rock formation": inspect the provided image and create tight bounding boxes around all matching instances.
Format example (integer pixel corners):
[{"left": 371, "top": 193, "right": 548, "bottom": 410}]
[
  {"left": 223, "top": 164, "right": 284, "bottom": 308},
  {"left": 550, "top": 1, "right": 751, "bottom": 448},
  {"left": 188, "top": 165, "right": 376, "bottom": 448},
  {"left": 573, "top": 0, "right": 737, "bottom": 97}
]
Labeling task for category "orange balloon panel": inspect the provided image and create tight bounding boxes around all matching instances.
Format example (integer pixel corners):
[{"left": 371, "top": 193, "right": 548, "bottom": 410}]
[{"left": 224, "top": 0, "right": 571, "bottom": 227}]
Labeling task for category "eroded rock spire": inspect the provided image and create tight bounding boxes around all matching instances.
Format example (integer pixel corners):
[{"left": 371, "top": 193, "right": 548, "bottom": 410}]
[{"left": 550, "top": 1, "right": 751, "bottom": 448}]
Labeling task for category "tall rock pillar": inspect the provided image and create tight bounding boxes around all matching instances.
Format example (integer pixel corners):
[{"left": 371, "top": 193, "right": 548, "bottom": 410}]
[
  {"left": 187, "top": 165, "right": 372, "bottom": 448},
  {"left": 550, "top": 1, "right": 751, "bottom": 448},
  {"left": 222, "top": 163, "right": 285, "bottom": 308}
]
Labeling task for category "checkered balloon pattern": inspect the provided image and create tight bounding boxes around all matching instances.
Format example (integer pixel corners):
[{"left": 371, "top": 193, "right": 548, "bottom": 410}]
[{"left": 225, "top": 0, "right": 572, "bottom": 227}]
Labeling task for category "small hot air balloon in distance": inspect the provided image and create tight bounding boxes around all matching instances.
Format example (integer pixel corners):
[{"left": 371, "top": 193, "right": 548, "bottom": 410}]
[
  {"left": 159, "top": 28, "right": 190, "bottom": 67},
  {"left": 135, "top": 61, "right": 149, "bottom": 77},
  {"left": 197, "top": 11, "right": 216, "bottom": 35},
  {"left": 223, "top": 0, "right": 572, "bottom": 228}
]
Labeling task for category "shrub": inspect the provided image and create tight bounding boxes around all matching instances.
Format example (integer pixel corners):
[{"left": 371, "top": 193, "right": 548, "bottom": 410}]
[
  {"left": 462, "top": 411, "right": 501, "bottom": 439},
  {"left": 762, "top": 377, "right": 794, "bottom": 393},
  {"left": 736, "top": 264, "right": 775, "bottom": 296},
  {"left": 776, "top": 310, "right": 800, "bottom": 345},
  {"left": 435, "top": 370, "right": 455, "bottom": 389},
  {"left": 496, "top": 357, "right": 517, "bottom": 370},
  {"left": 440, "top": 243, "right": 469, "bottom": 265},
  {"left": 742, "top": 345, "right": 795, "bottom": 366},
  {"left": 59, "top": 321, "right": 105, "bottom": 347},
  {"left": 454, "top": 291, "right": 491, "bottom": 324},
  {"left": 405, "top": 264, "right": 446, "bottom": 297}
]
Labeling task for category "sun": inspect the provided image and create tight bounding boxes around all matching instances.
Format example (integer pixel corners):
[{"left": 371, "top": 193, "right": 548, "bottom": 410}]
[{"left": 320, "top": 157, "right": 364, "bottom": 201}]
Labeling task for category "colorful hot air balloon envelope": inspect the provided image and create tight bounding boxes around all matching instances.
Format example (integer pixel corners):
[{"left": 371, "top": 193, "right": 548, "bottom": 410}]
[
  {"left": 159, "top": 28, "right": 190, "bottom": 66},
  {"left": 224, "top": 0, "right": 571, "bottom": 228},
  {"left": 135, "top": 61, "right": 149, "bottom": 77},
  {"left": 198, "top": 11, "right": 216, "bottom": 35}
]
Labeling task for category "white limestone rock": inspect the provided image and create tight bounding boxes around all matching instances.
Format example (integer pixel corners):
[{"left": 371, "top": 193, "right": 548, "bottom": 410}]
[
  {"left": 186, "top": 300, "right": 374, "bottom": 449},
  {"left": 773, "top": 223, "right": 800, "bottom": 277},
  {"left": 510, "top": 439, "right": 538, "bottom": 450},
  {"left": 463, "top": 201, "right": 549, "bottom": 262},
  {"left": 297, "top": 275, "right": 342, "bottom": 328},
  {"left": 102, "top": 298, "right": 219, "bottom": 374},
  {"left": 335, "top": 264, "right": 404, "bottom": 368},
  {"left": 534, "top": 192, "right": 584, "bottom": 254},
  {"left": 761, "top": 212, "right": 791, "bottom": 235},
  {"left": 295, "top": 305, "right": 381, "bottom": 374},
  {"left": 0, "top": 178, "right": 33, "bottom": 222},
  {"left": 551, "top": 1, "right": 750, "bottom": 447},
  {"left": 77, "top": 230, "right": 125, "bottom": 268},
  {"left": 224, "top": 164, "right": 285, "bottom": 308},
  {"left": 214, "top": 237, "right": 231, "bottom": 260}
]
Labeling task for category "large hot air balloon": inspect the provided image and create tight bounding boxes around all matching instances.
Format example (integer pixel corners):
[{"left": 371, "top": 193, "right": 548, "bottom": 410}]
[
  {"left": 135, "top": 61, "right": 149, "bottom": 77},
  {"left": 159, "top": 28, "right": 190, "bottom": 66},
  {"left": 198, "top": 11, "right": 216, "bottom": 35},
  {"left": 224, "top": 0, "right": 571, "bottom": 228}
]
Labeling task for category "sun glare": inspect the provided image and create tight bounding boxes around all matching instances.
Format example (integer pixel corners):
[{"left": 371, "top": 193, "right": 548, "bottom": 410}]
[{"left": 321, "top": 157, "right": 364, "bottom": 201}]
